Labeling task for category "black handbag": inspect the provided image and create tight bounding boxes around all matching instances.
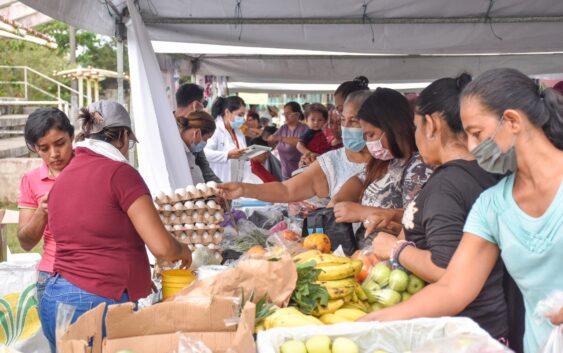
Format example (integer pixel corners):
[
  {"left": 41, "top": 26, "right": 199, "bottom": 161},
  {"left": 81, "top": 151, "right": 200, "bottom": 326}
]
[{"left": 302, "top": 207, "right": 358, "bottom": 256}]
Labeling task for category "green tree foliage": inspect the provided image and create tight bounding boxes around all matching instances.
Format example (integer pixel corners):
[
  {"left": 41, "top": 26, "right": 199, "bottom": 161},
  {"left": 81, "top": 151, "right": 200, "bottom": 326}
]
[{"left": 0, "top": 20, "right": 127, "bottom": 102}]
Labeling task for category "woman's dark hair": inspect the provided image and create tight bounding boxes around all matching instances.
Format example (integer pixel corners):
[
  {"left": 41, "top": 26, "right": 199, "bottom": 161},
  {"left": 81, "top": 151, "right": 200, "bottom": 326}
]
[
  {"left": 211, "top": 96, "right": 246, "bottom": 119},
  {"left": 179, "top": 110, "right": 216, "bottom": 136},
  {"left": 358, "top": 87, "right": 416, "bottom": 189},
  {"left": 248, "top": 111, "right": 260, "bottom": 123},
  {"left": 416, "top": 73, "right": 472, "bottom": 134},
  {"left": 75, "top": 108, "right": 132, "bottom": 146},
  {"left": 335, "top": 76, "right": 370, "bottom": 99},
  {"left": 306, "top": 103, "right": 329, "bottom": 120},
  {"left": 462, "top": 68, "right": 563, "bottom": 150},
  {"left": 24, "top": 107, "right": 74, "bottom": 151},
  {"left": 284, "top": 101, "right": 304, "bottom": 121}
]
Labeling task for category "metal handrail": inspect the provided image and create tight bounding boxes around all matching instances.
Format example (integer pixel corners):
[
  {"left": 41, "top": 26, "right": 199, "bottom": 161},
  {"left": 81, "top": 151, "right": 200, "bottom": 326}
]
[{"left": 0, "top": 66, "right": 79, "bottom": 95}]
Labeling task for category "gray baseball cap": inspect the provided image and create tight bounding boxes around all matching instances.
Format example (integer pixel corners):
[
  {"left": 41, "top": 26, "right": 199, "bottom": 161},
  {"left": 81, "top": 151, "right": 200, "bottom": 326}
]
[{"left": 87, "top": 100, "right": 137, "bottom": 141}]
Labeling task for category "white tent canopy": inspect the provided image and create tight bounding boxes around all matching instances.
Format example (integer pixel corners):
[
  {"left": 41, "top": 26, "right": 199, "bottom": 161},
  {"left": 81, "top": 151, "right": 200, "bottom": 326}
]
[{"left": 19, "top": 0, "right": 563, "bottom": 83}]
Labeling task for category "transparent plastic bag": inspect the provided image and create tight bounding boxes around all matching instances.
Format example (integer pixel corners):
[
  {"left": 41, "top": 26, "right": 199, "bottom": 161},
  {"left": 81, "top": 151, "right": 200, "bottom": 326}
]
[
  {"left": 535, "top": 290, "right": 563, "bottom": 353},
  {"left": 411, "top": 333, "right": 513, "bottom": 353},
  {"left": 174, "top": 334, "right": 212, "bottom": 353},
  {"left": 55, "top": 303, "right": 75, "bottom": 353}
]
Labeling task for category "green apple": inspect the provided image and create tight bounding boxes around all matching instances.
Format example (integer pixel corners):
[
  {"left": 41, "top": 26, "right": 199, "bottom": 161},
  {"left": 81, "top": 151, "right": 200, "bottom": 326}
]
[
  {"left": 375, "top": 289, "right": 401, "bottom": 307},
  {"left": 388, "top": 269, "right": 409, "bottom": 292},
  {"left": 305, "top": 335, "right": 332, "bottom": 353},
  {"left": 281, "top": 340, "right": 307, "bottom": 353},
  {"left": 332, "top": 337, "right": 359, "bottom": 353},
  {"left": 407, "top": 274, "right": 425, "bottom": 294},
  {"left": 401, "top": 292, "right": 412, "bottom": 301},
  {"left": 370, "top": 302, "right": 384, "bottom": 312},
  {"left": 369, "top": 263, "right": 390, "bottom": 286}
]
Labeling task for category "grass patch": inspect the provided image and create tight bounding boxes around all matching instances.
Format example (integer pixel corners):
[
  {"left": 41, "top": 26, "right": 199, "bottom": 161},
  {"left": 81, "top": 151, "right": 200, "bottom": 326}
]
[{"left": 1, "top": 201, "right": 43, "bottom": 254}]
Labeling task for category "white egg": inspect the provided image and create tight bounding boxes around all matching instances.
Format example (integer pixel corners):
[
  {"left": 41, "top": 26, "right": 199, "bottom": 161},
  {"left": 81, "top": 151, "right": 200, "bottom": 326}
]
[
  {"left": 203, "top": 212, "right": 211, "bottom": 219},
  {"left": 184, "top": 201, "right": 195, "bottom": 209},
  {"left": 195, "top": 200, "right": 206, "bottom": 208},
  {"left": 173, "top": 224, "right": 183, "bottom": 231},
  {"left": 173, "top": 202, "right": 183, "bottom": 210},
  {"left": 195, "top": 223, "right": 206, "bottom": 229},
  {"left": 163, "top": 204, "right": 172, "bottom": 211},
  {"left": 174, "top": 188, "right": 185, "bottom": 195},
  {"left": 164, "top": 224, "right": 172, "bottom": 231},
  {"left": 215, "top": 213, "right": 224, "bottom": 222},
  {"left": 185, "top": 185, "right": 197, "bottom": 194},
  {"left": 206, "top": 200, "right": 217, "bottom": 209},
  {"left": 185, "top": 224, "right": 195, "bottom": 230},
  {"left": 196, "top": 183, "right": 209, "bottom": 193},
  {"left": 159, "top": 214, "right": 165, "bottom": 221},
  {"left": 206, "top": 181, "right": 218, "bottom": 189},
  {"left": 169, "top": 214, "right": 177, "bottom": 222}
]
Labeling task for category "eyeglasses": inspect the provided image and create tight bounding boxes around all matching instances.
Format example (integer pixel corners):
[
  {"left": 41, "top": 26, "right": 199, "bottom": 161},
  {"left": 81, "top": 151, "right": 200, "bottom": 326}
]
[{"left": 127, "top": 130, "right": 138, "bottom": 150}]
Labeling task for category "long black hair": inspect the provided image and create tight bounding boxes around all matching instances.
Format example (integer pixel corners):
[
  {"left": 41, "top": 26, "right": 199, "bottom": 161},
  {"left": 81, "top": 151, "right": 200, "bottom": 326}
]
[
  {"left": 211, "top": 96, "right": 246, "bottom": 119},
  {"left": 284, "top": 101, "right": 304, "bottom": 121},
  {"left": 462, "top": 68, "right": 563, "bottom": 150},
  {"left": 357, "top": 87, "right": 416, "bottom": 188},
  {"left": 24, "top": 107, "right": 74, "bottom": 151},
  {"left": 416, "top": 73, "right": 472, "bottom": 134}
]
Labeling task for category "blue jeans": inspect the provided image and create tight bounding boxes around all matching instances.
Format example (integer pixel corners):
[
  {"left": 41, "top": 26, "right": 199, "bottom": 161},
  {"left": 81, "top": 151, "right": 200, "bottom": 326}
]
[
  {"left": 36, "top": 271, "right": 51, "bottom": 311},
  {"left": 39, "top": 273, "right": 129, "bottom": 353}
]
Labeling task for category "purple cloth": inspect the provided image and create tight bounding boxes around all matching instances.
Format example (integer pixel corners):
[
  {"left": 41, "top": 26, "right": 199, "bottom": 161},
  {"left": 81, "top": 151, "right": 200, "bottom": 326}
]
[{"left": 274, "top": 123, "right": 308, "bottom": 179}]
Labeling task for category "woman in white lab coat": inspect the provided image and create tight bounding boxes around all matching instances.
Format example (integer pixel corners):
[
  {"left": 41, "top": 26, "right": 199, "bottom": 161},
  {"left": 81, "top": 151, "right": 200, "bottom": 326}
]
[{"left": 204, "top": 96, "right": 250, "bottom": 182}]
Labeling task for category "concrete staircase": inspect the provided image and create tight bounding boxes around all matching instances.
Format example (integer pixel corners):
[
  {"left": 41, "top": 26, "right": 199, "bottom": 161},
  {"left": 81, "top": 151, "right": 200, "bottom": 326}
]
[{"left": 0, "top": 114, "right": 28, "bottom": 158}]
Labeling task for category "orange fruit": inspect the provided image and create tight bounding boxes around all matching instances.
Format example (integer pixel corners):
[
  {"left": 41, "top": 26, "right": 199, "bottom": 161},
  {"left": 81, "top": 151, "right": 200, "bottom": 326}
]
[
  {"left": 281, "top": 230, "right": 299, "bottom": 242},
  {"left": 303, "top": 233, "right": 331, "bottom": 253},
  {"left": 247, "top": 245, "right": 266, "bottom": 256}
]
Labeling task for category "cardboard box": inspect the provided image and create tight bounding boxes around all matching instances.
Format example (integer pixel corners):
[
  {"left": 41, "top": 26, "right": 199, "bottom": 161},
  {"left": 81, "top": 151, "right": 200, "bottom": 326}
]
[{"left": 58, "top": 296, "right": 256, "bottom": 353}]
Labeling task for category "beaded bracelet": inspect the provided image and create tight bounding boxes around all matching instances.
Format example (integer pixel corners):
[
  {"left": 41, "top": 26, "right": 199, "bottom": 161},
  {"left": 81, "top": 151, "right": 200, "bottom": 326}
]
[
  {"left": 396, "top": 241, "right": 415, "bottom": 268},
  {"left": 390, "top": 240, "right": 415, "bottom": 269}
]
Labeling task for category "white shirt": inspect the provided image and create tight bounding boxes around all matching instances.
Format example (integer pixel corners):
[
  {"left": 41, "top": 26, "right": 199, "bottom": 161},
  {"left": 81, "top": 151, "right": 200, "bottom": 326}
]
[
  {"left": 317, "top": 147, "right": 366, "bottom": 198},
  {"left": 204, "top": 116, "right": 250, "bottom": 182}
]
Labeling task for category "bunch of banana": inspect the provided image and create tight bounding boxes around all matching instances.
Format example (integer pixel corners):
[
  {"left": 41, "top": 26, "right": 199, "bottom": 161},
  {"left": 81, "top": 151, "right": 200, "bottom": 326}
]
[
  {"left": 263, "top": 307, "right": 324, "bottom": 330},
  {"left": 319, "top": 308, "right": 367, "bottom": 324},
  {"left": 292, "top": 251, "right": 372, "bottom": 318}
]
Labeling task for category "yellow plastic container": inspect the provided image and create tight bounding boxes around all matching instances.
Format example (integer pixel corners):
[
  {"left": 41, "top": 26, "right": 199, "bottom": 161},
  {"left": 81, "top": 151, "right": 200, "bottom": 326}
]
[{"left": 161, "top": 269, "right": 196, "bottom": 299}]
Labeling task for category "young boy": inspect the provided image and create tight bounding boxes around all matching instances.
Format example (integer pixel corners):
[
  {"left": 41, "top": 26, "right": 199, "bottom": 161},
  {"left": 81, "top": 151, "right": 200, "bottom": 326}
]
[{"left": 296, "top": 103, "right": 332, "bottom": 166}]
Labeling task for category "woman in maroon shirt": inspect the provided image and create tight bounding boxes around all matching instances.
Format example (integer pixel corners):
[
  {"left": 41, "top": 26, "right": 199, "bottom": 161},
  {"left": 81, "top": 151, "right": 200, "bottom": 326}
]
[{"left": 39, "top": 101, "right": 191, "bottom": 353}]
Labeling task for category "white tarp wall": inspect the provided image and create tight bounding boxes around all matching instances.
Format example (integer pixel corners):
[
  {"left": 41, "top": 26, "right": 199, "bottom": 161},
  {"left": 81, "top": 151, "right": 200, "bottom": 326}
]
[{"left": 126, "top": 0, "right": 192, "bottom": 194}]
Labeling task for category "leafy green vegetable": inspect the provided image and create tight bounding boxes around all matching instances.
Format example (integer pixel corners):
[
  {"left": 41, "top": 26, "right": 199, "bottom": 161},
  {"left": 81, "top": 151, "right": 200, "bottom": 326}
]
[
  {"left": 289, "top": 260, "right": 329, "bottom": 315},
  {"left": 238, "top": 288, "right": 276, "bottom": 325}
]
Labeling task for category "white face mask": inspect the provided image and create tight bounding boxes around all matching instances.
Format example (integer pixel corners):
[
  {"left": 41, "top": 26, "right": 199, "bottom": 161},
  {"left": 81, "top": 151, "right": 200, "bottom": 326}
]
[{"left": 366, "top": 133, "right": 393, "bottom": 160}]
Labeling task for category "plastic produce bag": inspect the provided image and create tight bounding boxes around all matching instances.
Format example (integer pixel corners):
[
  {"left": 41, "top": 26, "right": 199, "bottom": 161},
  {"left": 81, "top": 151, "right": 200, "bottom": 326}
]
[
  {"left": 55, "top": 303, "right": 76, "bottom": 353},
  {"left": 248, "top": 209, "right": 284, "bottom": 230},
  {"left": 535, "top": 290, "right": 563, "bottom": 353},
  {"left": 0, "top": 260, "right": 49, "bottom": 353},
  {"left": 257, "top": 317, "right": 509, "bottom": 353},
  {"left": 175, "top": 334, "right": 213, "bottom": 353}
]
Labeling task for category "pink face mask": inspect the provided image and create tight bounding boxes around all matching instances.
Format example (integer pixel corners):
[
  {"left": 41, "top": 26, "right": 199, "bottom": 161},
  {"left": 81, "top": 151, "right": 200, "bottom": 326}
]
[{"left": 366, "top": 132, "right": 394, "bottom": 160}]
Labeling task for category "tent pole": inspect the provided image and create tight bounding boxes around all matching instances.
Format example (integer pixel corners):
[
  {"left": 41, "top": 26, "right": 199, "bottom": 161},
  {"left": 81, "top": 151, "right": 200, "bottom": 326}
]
[{"left": 117, "top": 39, "right": 124, "bottom": 107}]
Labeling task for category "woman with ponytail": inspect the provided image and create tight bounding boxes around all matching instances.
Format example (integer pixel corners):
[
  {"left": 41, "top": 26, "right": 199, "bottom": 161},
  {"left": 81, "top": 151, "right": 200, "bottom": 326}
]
[
  {"left": 360, "top": 68, "right": 563, "bottom": 353},
  {"left": 178, "top": 110, "right": 218, "bottom": 184},
  {"left": 204, "top": 96, "right": 249, "bottom": 182}
]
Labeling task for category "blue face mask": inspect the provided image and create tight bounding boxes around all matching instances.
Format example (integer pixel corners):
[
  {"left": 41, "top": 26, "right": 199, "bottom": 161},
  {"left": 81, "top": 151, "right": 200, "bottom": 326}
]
[
  {"left": 341, "top": 127, "right": 366, "bottom": 152},
  {"left": 231, "top": 115, "right": 245, "bottom": 130},
  {"left": 189, "top": 140, "right": 207, "bottom": 153}
]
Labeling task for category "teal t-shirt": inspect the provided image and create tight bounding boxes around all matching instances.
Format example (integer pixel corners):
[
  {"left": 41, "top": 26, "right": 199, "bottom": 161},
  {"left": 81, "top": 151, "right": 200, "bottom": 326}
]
[{"left": 464, "top": 173, "right": 563, "bottom": 353}]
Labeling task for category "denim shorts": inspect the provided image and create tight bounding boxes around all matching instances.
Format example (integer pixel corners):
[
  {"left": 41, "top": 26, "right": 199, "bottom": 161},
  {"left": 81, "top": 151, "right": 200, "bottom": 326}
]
[
  {"left": 35, "top": 271, "right": 51, "bottom": 311},
  {"left": 39, "top": 273, "right": 129, "bottom": 353}
]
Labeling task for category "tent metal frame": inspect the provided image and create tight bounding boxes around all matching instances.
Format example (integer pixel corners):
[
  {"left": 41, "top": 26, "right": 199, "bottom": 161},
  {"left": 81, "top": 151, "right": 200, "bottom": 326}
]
[{"left": 143, "top": 16, "right": 563, "bottom": 25}]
